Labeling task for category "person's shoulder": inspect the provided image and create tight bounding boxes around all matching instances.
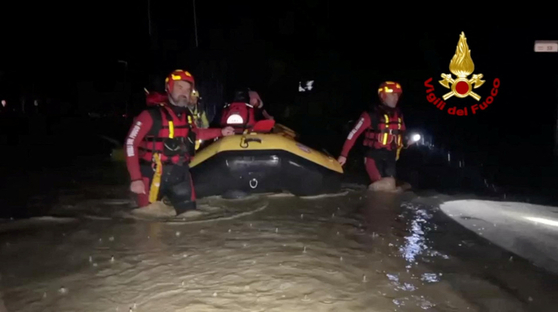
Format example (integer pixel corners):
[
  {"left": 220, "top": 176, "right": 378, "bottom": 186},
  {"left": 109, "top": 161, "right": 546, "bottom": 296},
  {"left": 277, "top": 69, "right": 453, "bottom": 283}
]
[
  {"left": 370, "top": 104, "right": 382, "bottom": 112},
  {"left": 136, "top": 107, "right": 162, "bottom": 120},
  {"left": 365, "top": 106, "right": 381, "bottom": 116}
]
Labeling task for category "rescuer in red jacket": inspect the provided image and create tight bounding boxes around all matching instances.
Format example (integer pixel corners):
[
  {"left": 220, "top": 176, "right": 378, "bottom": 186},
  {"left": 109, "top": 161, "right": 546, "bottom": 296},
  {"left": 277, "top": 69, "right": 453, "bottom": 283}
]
[
  {"left": 125, "top": 69, "right": 234, "bottom": 217},
  {"left": 337, "top": 81, "right": 416, "bottom": 190}
]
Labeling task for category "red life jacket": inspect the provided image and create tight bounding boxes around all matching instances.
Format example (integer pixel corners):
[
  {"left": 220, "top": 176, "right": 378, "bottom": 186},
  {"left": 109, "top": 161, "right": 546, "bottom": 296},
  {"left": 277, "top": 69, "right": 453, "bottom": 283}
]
[
  {"left": 363, "top": 106, "right": 404, "bottom": 151},
  {"left": 138, "top": 106, "right": 197, "bottom": 164}
]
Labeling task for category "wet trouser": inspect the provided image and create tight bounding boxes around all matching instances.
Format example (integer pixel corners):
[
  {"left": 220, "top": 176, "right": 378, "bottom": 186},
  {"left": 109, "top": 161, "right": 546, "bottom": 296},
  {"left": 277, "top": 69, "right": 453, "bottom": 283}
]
[
  {"left": 364, "top": 149, "right": 397, "bottom": 183},
  {"left": 137, "top": 162, "right": 197, "bottom": 214}
]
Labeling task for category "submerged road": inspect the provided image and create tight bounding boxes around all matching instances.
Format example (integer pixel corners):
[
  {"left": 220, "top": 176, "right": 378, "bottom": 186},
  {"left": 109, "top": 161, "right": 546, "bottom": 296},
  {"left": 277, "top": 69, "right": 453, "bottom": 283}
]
[
  {"left": 439, "top": 199, "right": 558, "bottom": 275},
  {"left": 1, "top": 179, "right": 557, "bottom": 311}
]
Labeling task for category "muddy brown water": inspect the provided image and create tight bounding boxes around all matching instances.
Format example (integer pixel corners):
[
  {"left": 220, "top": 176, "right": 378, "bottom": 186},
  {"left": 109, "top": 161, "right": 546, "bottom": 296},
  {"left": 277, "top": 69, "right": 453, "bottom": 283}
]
[{"left": 1, "top": 178, "right": 557, "bottom": 311}]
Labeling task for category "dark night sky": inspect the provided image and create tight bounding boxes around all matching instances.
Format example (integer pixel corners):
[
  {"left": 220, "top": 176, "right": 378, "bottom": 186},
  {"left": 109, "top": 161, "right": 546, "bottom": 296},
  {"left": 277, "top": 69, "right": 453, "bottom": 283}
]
[
  {"left": 2, "top": 3, "right": 558, "bottom": 165},
  {"left": 4, "top": 4, "right": 557, "bottom": 86}
]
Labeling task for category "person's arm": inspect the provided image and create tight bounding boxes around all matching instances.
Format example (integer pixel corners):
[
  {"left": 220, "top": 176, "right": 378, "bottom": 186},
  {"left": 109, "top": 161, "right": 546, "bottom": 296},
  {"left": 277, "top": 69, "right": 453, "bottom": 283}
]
[
  {"left": 125, "top": 110, "right": 153, "bottom": 181},
  {"left": 262, "top": 108, "right": 273, "bottom": 120},
  {"left": 194, "top": 127, "right": 223, "bottom": 141},
  {"left": 340, "top": 111, "right": 371, "bottom": 158}
]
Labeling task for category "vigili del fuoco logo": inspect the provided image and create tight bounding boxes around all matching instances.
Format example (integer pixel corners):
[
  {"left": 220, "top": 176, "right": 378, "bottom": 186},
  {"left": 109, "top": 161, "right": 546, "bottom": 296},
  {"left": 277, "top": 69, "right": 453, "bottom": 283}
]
[{"left": 424, "top": 32, "right": 500, "bottom": 116}]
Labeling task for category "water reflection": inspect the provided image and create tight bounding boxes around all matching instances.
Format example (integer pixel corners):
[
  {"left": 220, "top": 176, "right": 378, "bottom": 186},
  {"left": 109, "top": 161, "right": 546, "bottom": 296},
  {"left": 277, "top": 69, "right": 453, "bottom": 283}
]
[
  {"left": 363, "top": 194, "right": 441, "bottom": 268},
  {"left": 399, "top": 204, "right": 431, "bottom": 268},
  {"left": 362, "top": 193, "right": 456, "bottom": 310},
  {"left": 398, "top": 203, "right": 450, "bottom": 268}
]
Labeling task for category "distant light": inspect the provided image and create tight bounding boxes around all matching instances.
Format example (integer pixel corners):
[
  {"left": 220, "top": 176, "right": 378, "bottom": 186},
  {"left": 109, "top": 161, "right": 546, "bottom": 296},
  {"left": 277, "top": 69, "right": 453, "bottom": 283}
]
[
  {"left": 298, "top": 80, "right": 315, "bottom": 92},
  {"left": 34, "top": 100, "right": 38, "bottom": 107},
  {"left": 306, "top": 80, "right": 314, "bottom": 90},
  {"left": 1, "top": 100, "right": 5, "bottom": 107},
  {"left": 411, "top": 133, "right": 421, "bottom": 142}
]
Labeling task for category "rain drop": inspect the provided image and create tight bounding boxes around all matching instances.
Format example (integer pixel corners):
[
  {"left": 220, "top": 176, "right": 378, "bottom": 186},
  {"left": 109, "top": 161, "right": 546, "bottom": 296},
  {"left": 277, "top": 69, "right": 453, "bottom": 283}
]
[
  {"left": 340, "top": 256, "right": 343, "bottom": 261},
  {"left": 110, "top": 256, "right": 115, "bottom": 262},
  {"left": 303, "top": 246, "right": 307, "bottom": 253},
  {"left": 300, "top": 214, "right": 304, "bottom": 219},
  {"left": 59, "top": 287, "right": 67, "bottom": 294},
  {"left": 109, "top": 236, "right": 114, "bottom": 241},
  {"left": 332, "top": 213, "right": 335, "bottom": 217},
  {"left": 213, "top": 292, "right": 217, "bottom": 297},
  {"left": 275, "top": 228, "right": 278, "bottom": 233},
  {"left": 228, "top": 229, "right": 231, "bottom": 233},
  {"left": 182, "top": 281, "right": 185, "bottom": 286},
  {"left": 176, "top": 231, "right": 181, "bottom": 237},
  {"left": 89, "top": 256, "right": 93, "bottom": 263},
  {"left": 250, "top": 223, "right": 253, "bottom": 227},
  {"left": 336, "top": 231, "right": 340, "bottom": 235},
  {"left": 43, "top": 292, "right": 47, "bottom": 298}
]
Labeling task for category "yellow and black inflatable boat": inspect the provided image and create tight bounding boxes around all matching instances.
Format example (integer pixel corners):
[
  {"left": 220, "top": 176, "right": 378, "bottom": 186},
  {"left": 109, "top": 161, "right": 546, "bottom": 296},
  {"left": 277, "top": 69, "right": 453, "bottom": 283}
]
[{"left": 190, "top": 122, "right": 343, "bottom": 198}]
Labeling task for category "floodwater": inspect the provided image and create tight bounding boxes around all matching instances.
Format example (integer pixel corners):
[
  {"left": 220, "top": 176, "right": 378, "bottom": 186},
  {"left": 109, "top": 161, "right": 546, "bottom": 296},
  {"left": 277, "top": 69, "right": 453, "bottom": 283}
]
[{"left": 1, "top": 164, "right": 558, "bottom": 311}]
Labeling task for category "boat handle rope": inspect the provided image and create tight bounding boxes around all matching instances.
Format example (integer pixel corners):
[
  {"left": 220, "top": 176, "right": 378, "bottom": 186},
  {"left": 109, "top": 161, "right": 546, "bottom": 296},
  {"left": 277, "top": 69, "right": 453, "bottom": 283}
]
[
  {"left": 249, "top": 178, "right": 258, "bottom": 189},
  {"left": 240, "top": 136, "right": 248, "bottom": 148},
  {"left": 240, "top": 137, "right": 262, "bottom": 148}
]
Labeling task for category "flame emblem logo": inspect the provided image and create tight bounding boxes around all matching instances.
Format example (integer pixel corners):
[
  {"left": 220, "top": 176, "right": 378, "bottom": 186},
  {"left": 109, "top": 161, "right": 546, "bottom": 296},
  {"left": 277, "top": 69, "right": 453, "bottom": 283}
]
[{"left": 439, "top": 32, "right": 485, "bottom": 101}]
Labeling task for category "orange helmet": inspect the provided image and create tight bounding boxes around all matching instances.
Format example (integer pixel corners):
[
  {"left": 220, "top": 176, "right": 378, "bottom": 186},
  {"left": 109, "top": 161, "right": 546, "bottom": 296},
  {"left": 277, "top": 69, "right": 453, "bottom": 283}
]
[{"left": 165, "top": 69, "right": 195, "bottom": 93}]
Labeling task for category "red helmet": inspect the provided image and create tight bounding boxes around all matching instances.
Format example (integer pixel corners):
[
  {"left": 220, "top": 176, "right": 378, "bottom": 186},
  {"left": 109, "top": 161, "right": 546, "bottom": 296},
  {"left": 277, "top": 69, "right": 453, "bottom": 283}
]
[
  {"left": 378, "top": 81, "right": 402, "bottom": 95},
  {"left": 165, "top": 69, "right": 195, "bottom": 93},
  {"left": 378, "top": 81, "right": 402, "bottom": 103}
]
